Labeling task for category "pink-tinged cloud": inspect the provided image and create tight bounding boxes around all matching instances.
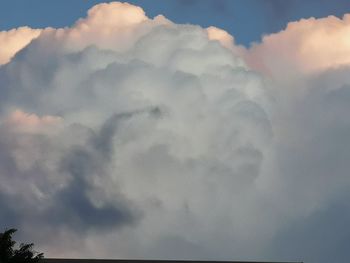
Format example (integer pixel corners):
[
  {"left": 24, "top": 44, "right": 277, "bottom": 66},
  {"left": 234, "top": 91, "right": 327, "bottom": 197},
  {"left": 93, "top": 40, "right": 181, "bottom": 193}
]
[
  {"left": 0, "top": 27, "right": 42, "bottom": 65},
  {"left": 0, "top": 3, "right": 243, "bottom": 66},
  {"left": 206, "top": 26, "right": 235, "bottom": 50},
  {"left": 244, "top": 14, "right": 350, "bottom": 76},
  {"left": 5, "top": 109, "right": 62, "bottom": 132},
  {"left": 0, "top": 2, "right": 170, "bottom": 65},
  {"left": 206, "top": 26, "right": 245, "bottom": 56},
  {"left": 52, "top": 1, "right": 170, "bottom": 52}
]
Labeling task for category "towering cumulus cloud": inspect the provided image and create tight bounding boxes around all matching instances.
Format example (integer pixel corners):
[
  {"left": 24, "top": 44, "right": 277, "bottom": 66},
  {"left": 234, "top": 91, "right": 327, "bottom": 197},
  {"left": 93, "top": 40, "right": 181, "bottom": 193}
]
[{"left": 1, "top": 2, "right": 350, "bottom": 263}]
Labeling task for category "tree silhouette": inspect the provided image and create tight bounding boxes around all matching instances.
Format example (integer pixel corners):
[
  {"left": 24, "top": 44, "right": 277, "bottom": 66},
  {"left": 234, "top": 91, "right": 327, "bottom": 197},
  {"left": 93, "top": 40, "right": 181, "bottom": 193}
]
[{"left": 0, "top": 229, "right": 43, "bottom": 263}]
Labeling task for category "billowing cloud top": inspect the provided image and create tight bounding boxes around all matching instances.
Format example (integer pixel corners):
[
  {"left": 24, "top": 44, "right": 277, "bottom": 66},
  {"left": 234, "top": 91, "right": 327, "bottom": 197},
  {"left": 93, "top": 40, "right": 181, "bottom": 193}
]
[
  {"left": 1, "top": 2, "right": 350, "bottom": 263},
  {"left": 244, "top": 14, "right": 350, "bottom": 75},
  {"left": 0, "top": 27, "right": 42, "bottom": 64}
]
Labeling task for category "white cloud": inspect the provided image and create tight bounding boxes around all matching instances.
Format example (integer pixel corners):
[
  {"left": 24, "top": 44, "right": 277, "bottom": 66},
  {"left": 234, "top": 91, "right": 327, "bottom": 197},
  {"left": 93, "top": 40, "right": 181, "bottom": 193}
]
[{"left": 1, "top": 2, "right": 350, "bottom": 263}]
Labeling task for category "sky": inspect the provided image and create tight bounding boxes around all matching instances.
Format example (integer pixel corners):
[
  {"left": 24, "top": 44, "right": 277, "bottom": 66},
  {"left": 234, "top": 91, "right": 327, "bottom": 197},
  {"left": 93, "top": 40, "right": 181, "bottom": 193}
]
[
  {"left": 2, "top": 0, "right": 350, "bottom": 45},
  {"left": 1, "top": 1, "right": 350, "bottom": 263}
]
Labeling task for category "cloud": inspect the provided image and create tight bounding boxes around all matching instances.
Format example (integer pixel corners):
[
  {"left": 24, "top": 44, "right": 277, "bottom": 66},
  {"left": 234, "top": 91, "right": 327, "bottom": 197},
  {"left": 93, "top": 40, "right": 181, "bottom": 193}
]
[
  {"left": 0, "top": 109, "right": 140, "bottom": 221},
  {"left": 206, "top": 26, "right": 243, "bottom": 54},
  {"left": 57, "top": 1, "right": 170, "bottom": 52},
  {"left": 1, "top": 2, "right": 350, "bottom": 263},
  {"left": 4, "top": 109, "right": 62, "bottom": 133},
  {"left": 0, "top": 1, "right": 271, "bottom": 258},
  {"left": 0, "top": 2, "right": 169, "bottom": 67},
  {"left": 0, "top": 27, "right": 42, "bottom": 65},
  {"left": 244, "top": 14, "right": 350, "bottom": 76}
]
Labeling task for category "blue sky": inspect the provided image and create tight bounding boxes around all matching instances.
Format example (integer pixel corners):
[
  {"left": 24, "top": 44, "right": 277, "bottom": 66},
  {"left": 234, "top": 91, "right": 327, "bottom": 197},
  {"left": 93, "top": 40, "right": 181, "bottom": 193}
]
[{"left": 1, "top": 0, "right": 350, "bottom": 46}]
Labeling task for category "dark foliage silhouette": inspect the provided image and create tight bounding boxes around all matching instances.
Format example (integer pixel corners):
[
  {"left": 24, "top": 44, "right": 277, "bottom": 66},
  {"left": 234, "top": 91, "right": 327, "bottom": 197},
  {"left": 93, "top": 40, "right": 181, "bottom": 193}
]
[{"left": 0, "top": 229, "right": 43, "bottom": 263}]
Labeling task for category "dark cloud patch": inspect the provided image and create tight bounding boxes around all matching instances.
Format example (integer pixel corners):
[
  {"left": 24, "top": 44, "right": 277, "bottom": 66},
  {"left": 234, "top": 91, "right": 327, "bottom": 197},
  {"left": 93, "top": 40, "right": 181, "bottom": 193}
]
[
  {"left": 49, "top": 108, "right": 162, "bottom": 232},
  {"left": 92, "top": 107, "right": 161, "bottom": 159},
  {"left": 0, "top": 137, "right": 18, "bottom": 179},
  {"left": 0, "top": 192, "right": 21, "bottom": 229},
  {"left": 0, "top": 129, "right": 31, "bottom": 229},
  {"left": 0, "top": 108, "right": 164, "bottom": 236},
  {"left": 52, "top": 150, "right": 136, "bottom": 231},
  {"left": 256, "top": 71, "right": 350, "bottom": 263},
  {"left": 269, "top": 194, "right": 350, "bottom": 263}
]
